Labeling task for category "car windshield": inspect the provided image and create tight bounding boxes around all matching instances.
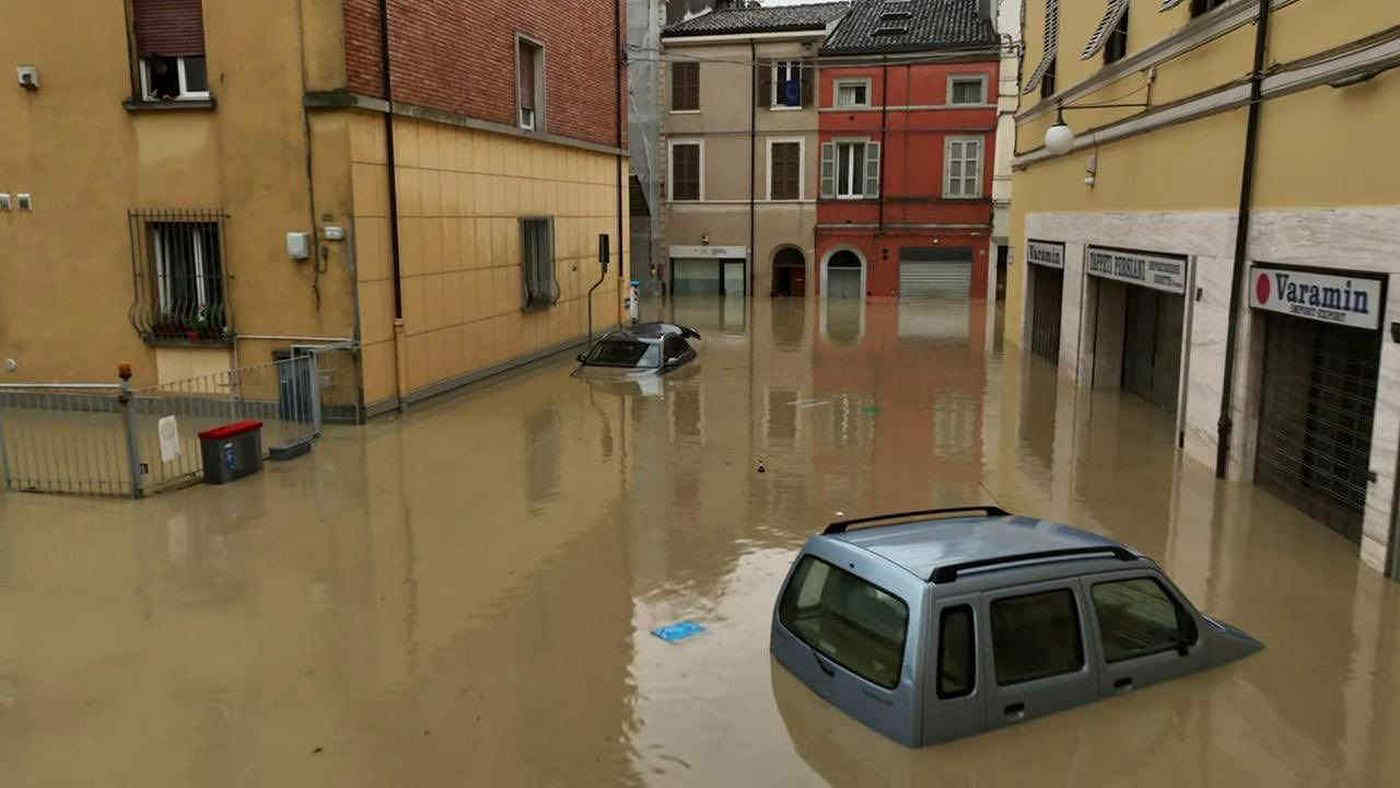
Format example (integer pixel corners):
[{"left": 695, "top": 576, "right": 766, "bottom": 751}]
[
  {"left": 778, "top": 555, "right": 908, "bottom": 688},
  {"left": 585, "top": 338, "right": 661, "bottom": 368}
]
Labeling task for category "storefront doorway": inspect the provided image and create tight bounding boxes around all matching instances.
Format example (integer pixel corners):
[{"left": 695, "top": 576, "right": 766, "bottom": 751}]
[
  {"left": 772, "top": 247, "right": 806, "bottom": 297},
  {"left": 672, "top": 257, "right": 746, "bottom": 296},
  {"left": 1026, "top": 240, "right": 1065, "bottom": 363},
  {"left": 824, "top": 249, "right": 865, "bottom": 299},
  {"left": 1087, "top": 246, "right": 1189, "bottom": 416}
]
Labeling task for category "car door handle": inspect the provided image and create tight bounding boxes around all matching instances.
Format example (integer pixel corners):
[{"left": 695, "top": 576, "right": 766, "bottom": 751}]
[
  {"left": 1114, "top": 677, "right": 1133, "bottom": 690},
  {"left": 812, "top": 651, "right": 835, "bottom": 677},
  {"left": 1004, "top": 702, "right": 1025, "bottom": 719}
]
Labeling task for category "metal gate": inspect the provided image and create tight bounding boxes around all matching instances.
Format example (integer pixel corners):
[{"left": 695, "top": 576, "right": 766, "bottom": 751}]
[
  {"left": 1121, "top": 287, "right": 1184, "bottom": 413},
  {"left": 1256, "top": 312, "right": 1381, "bottom": 541},
  {"left": 1029, "top": 264, "right": 1063, "bottom": 362},
  {"left": 899, "top": 248, "right": 972, "bottom": 299}
]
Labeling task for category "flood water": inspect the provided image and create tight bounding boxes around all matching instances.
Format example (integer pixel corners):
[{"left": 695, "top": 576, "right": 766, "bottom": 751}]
[{"left": 3, "top": 296, "right": 1399, "bottom": 786}]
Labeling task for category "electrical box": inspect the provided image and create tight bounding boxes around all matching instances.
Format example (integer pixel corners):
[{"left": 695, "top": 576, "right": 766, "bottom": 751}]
[
  {"left": 286, "top": 232, "right": 311, "bottom": 260},
  {"left": 17, "top": 66, "right": 39, "bottom": 90}
]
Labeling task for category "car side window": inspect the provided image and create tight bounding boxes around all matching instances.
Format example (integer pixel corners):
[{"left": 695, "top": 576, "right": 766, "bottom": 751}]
[
  {"left": 990, "top": 588, "right": 1084, "bottom": 685},
  {"left": 937, "top": 605, "right": 975, "bottom": 698},
  {"left": 1091, "top": 577, "right": 1198, "bottom": 663}
]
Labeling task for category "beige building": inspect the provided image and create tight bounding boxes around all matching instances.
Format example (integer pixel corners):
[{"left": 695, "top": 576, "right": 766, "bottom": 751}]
[
  {"left": 658, "top": 3, "right": 849, "bottom": 301},
  {"left": 1008, "top": 0, "right": 1400, "bottom": 575},
  {"left": 1, "top": 0, "right": 628, "bottom": 417}
]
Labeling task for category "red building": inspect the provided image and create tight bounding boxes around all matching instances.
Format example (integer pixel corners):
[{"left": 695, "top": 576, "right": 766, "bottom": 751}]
[{"left": 815, "top": 0, "right": 1000, "bottom": 300}]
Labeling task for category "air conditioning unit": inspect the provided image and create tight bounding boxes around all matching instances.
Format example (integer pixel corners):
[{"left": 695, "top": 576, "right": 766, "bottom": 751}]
[{"left": 17, "top": 66, "right": 39, "bottom": 90}]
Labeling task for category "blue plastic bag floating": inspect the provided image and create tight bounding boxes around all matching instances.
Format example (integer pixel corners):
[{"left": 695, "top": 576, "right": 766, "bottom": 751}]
[{"left": 652, "top": 619, "right": 705, "bottom": 644}]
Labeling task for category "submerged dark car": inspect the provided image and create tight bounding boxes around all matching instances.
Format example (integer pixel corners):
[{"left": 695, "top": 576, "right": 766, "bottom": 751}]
[
  {"left": 771, "top": 506, "right": 1263, "bottom": 746},
  {"left": 575, "top": 322, "right": 700, "bottom": 375}
]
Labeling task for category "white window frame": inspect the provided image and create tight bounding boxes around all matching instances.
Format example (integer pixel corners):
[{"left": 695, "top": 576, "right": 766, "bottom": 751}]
[
  {"left": 946, "top": 74, "right": 988, "bottom": 106},
  {"left": 151, "top": 225, "right": 212, "bottom": 314},
  {"left": 515, "top": 34, "right": 546, "bottom": 132},
  {"left": 771, "top": 60, "right": 804, "bottom": 110},
  {"left": 668, "top": 138, "right": 704, "bottom": 202},
  {"left": 835, "top": 140, "right": 866, "bottom": 199},
  {"left": 766, "top": 137, "right": 805, "bottom": 201},
  {"left": 139, "top": 56, "right": 210, "bottom": 101},
  {"left": 833, "top": 78, "right": 872, "bottom": 108},
  {"left": 943, "top": 135, "right": 984, "bottom": 199}
]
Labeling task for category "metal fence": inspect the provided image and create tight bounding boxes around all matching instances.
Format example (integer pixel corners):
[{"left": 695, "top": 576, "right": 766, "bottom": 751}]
[{"left": 0, "top": 353, "right": 323, "bottom": 498}]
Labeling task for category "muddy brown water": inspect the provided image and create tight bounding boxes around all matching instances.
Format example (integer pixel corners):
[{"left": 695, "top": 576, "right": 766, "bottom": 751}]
[{"left": 3, "top": 296, "right": 1398, "bottom": 786}]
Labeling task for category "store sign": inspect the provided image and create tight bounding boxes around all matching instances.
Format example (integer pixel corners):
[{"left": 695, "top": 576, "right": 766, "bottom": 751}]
[
  {"left": 1250, "top": 265, "right": 1383, "bottom": 330},
  {"left": 669, "top": 245, "right": 747, "bottom": 259},
  {"left": 1026, "top": 240, "right": 1064, "bottom": 269},
  {"left": 1086, "top": 247, "right": 1186, "bottom": 294}
]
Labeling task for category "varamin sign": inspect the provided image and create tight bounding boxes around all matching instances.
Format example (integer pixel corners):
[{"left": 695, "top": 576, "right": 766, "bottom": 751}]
[
  {"left": 1086, "top": 247, "right": 1186, "bottom": 294},
  {"left": 1027, "top": 240, "right": 1064, "bottom": 269},
  {"left": 1249, "top": 265, "right": 1383, "bottom": 330}
]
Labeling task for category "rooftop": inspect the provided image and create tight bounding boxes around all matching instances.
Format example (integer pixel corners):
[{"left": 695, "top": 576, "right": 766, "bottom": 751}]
[
  {"left": 662, "top": 2, "right": 851, "bottom": 38},
  {"left": 820, "top": 0, "right": 999, "bottom": 56},
  {"left": 833, "top": 515, "right": 1136, "bottom": 581}
]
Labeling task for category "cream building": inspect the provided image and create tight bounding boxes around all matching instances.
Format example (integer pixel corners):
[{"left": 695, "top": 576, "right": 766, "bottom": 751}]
[{"left": 1008, "top": 0, "right": 1400, "bottom": 575}]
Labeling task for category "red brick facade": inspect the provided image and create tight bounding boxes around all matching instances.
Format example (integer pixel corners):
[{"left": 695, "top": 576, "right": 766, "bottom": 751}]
[
  {"left": 816, "top": 59, "right": 997, "bottom": 299},
  {"left": 344, "top": 0, "right": 626, "bottom": 149}
]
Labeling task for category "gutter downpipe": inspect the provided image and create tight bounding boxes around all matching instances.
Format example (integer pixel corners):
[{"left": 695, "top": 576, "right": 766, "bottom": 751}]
[
  {"left": 750, "top": 39, "right": 758, "bottom": 298},
  {"left": 378, "top": 0, "right": 408, "bottom": 409},
  {"left": 878, "top": 56, "right": 889, "bottom": 233},
  {"left": 616, "top": 0, "right": 626, "bottom": 302},
  {"left": 1215, "top": 0, "right": 1271, "bottom": 479}
]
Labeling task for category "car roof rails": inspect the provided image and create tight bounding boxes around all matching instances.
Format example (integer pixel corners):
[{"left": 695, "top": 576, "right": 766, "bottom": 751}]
[
  {"left": 929, "top": 546, "right": 1139, "bottom": 583},
  {"left": 822, "top": 505, "right": 1011, "bottom": 535}
]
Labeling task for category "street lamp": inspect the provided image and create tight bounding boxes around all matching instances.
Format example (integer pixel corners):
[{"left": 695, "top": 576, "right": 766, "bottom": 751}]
[{"left": 1045, "top": 106, "right": 1074, "bottom": 155}]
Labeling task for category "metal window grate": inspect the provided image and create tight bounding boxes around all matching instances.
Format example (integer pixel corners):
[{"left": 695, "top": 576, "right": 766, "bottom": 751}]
[{"left": 128, "top": 209, "right": 232, "bottom": 345}]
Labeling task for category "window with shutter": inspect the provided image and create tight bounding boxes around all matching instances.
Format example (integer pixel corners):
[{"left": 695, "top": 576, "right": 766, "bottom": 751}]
[
  {"left": 772, "top": 61, "right": 803, "bottom": 108},
  {"left": 944, "top": 137, "right": 983, "bottom": 199},
  {"left": 517, "top": 37, "right": 544, "bottom": 130},
  {"left": 132, "top": 0, "right": 209, "bottom": 101},
  {"left": 1082, "top": 0, "right": 1130, "bottom": 61},
  {"left": 1023, "top": 0, "right": 1059, "bottom": 96},
  {"left": 820, "top": 142, "right": 836, "bottom": 198},
  {"left": 671, "top": 62, "right": 699, "bottom": 111},
  {"left": 670, "top": 142, "right": 702, "bottom": 201},
  {"left": 521, "top": 218, "right": 557, "bottom": 310},
  {"left": 863, "top": 142, "right": 881, "bottom": 198},
  {"left": 769, "top": 141, "right": 801, "bottom": 200},
  {"left": 833, "top": 142, "right": 872, "bottom": 199}
]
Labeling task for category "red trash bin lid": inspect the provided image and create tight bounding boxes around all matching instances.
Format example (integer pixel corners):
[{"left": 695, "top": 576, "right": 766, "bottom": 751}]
[{"left": 197, "top": 420, "right": 264, "bottom": 440}]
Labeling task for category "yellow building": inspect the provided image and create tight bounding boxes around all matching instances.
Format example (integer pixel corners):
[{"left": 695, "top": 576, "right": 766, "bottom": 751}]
[
  {"left": 1008, "top": 0, "right": 1400, "bottom": 574},
  {"left": 0, "top": 0, "right": 628, "bottom": 418}
]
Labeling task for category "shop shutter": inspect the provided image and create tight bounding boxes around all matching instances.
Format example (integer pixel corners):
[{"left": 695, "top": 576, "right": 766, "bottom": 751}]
[
  {"left": 820, "top": 143, "right": 836, "bottom": 198},
  {"left": 898, "top": 248, "right": 971, "bottom": 299},
  {"left": 862, "top": 142, "right": 881, "bottom": 198},
  {"left": 1029, "top": 265, "right": 1063, "bottom": 362},
  {"left": 132, "top": 0, "right": 207, "bottom": 57}
]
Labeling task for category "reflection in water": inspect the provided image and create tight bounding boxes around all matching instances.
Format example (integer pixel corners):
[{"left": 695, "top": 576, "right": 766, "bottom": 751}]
[{"left": 4, "top": 295, "right": 1399, "bottom": 786}]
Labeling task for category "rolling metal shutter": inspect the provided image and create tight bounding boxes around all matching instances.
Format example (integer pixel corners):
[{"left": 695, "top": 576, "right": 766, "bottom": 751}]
[
  {"left": 132, "top": 0, "right": 206, "bottom": 57},
  {"left": 1255, "top": 312, "right": 1381, "bottom": 542},
  {"left": 1029, "top": 265, "right": 1063, "bottom": 362},
  {"left": 899, "top": 248, "right": 972, "bottom": 299}
]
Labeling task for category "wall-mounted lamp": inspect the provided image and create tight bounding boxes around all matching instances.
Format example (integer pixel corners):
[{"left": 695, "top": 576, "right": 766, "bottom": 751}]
[{"left": 1044, "top": 99, "right": 1151, "bottom": 156}]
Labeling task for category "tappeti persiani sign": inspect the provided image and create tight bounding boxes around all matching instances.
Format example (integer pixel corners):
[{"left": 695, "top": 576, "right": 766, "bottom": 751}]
[{"left": 1249, "top": 265, "right": 1383, "bottom": 331}]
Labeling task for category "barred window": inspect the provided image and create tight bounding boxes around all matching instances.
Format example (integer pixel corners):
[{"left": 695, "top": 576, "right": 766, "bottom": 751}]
[
  {"left": 521, "top": 217, "right": 558, "bottom": 310},
  {"left": 672, "top": 62, "right": 699, "bottom": 111},
  {"left": 128, "top": 211, "right": 229, "bottom": 343}
]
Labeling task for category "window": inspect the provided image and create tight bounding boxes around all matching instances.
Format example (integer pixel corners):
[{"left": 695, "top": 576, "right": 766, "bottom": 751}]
[
  {"left": 585, "top": 339, "right": 661, "bottom": 368},
  {"left": 662, "top": 336, "right": 694, "bottom": 365},
  {"left": 1190, "top": 0, "right": 1229, "bottom": 16},
  {"left": 672, "top": 61, "right": 699, "bottom": 111},
  {"left": 778, "top": 556, "right": 909, "bottom": 689},
  {"left": 768, "top": 140, "right": 802, "bottom": 201},
  {"left": 937, "top": 605, "right": 976, "bottom": 698},
  {"left": 669, "top": 141, "right": 702, "bottom": 201},
  {"left": 991, "top": 588, "right": 1084, "bottom": 685},
  {"left": 821, "top": 141, "right": 880, "bottom": 199},
  {"left": 517, "top": 37, "right": 544, "bottom": 130},
  {"left": 131, "top": 0, "right": 209, "bottom": 101},
  {"left": 1040, "top": 57, "right": 1057, "bottom": 99},
  {"left": 129, "top": 213, "right": 228, "bottom": 343},
  {"left": 944, "top": 137, "right": 983, "bottom": 198},
  {"left": 772, "top": 61, "right": 803, "bottom": 108},
  {"left": 835, "top": 79, "right": 870, "bottom": 108},
  {"left": 1091, "top": 578, "right": 1198, "bottom": 663},
  {"left": 948, "top": 76, "right": 986, "bottom": 105},
  {"left": 521, "top": 218, "right": 557, "bottom": 309},
  {"left": 1104, "top": 7, "right": 1129, "bottom": 64}
]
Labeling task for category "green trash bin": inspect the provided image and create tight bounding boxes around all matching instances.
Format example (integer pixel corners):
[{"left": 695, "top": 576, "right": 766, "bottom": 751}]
[{"left": 197, "top": 420, "right": 264, "bottom": 484}]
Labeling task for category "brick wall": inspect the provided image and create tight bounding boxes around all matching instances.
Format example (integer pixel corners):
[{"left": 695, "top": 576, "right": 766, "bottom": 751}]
[{"left": 344, "top": 0, "right": 626, "bottom": 149}]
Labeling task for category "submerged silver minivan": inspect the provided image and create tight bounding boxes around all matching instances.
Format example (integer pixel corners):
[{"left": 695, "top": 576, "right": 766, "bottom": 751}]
[{"left": 770, "top": 507, "right": 1263, "bottom": 746}]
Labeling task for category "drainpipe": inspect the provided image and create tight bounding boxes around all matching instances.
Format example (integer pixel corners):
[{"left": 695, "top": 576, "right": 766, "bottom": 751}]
[
  {"left": 749, "top": 39, "right": 757, "bottom": 298},
  {"left": 377, "top": 0, "right": 408, "bottom": 408},
  {"left": 878, "top": 57, "right": 889, "bottom": 233},
  {"left": 615, "top": 0, "right": 625, "bottom": 304},
  {"left": 1215, "top": 0, "right": 1272, "bottom": 479}
]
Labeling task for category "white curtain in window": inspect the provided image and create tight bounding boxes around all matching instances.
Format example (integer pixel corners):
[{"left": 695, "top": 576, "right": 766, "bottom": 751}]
[
  {"left": 1022, "top": 0, "right": 1059, "bottom": 95},
  {"left": 1082, "top": 0, "right": 1131, "bottom": 59}
]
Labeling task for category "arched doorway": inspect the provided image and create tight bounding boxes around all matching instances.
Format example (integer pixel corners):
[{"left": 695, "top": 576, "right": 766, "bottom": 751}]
[
  {"left": 820, "top": 248, "right": 867, "bottom": 345},
  {"left": 822, "top": 249, "right": 865, "bottom": 299},
  {"left": 771, "top": 247, "right": 806, "bottom": 297}
]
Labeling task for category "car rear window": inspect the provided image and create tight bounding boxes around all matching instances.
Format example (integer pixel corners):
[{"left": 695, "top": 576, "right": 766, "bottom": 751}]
[
  {"left": 778, "top": 555, "right": 909, "bottom": 689},
  {"left": 991, "top": 588, "right": 1084, "bottom": 685},
  {"left": 1091, "top": 577, "right": 1197, "bottom": 663},
  {"left": 585, "top": 339, "right": 660, "bottom": 367}
]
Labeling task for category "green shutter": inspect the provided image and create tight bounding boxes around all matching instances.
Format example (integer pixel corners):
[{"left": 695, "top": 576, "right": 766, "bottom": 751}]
[
  {"left": 820, "top": 142, "right": 836, "bottom": 198},
  {"left": 863, "top": 142, "right": 881, "bottom": 198}
]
